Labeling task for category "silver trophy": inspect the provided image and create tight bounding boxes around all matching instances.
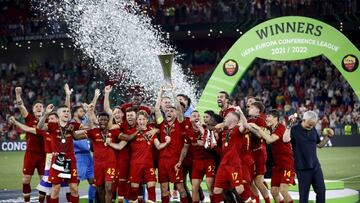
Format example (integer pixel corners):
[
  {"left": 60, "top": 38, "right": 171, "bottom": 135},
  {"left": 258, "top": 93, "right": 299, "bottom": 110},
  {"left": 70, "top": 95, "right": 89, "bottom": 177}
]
[{"left": 158, "top": 53, "right": 174, "bottom": 90}]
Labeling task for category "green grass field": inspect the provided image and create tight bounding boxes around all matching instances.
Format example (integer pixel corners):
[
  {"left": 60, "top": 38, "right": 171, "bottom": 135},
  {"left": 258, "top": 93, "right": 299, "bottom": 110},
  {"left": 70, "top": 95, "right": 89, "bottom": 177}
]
[{"left": 1, "top": 147, "right": 360, "bottom": 191}]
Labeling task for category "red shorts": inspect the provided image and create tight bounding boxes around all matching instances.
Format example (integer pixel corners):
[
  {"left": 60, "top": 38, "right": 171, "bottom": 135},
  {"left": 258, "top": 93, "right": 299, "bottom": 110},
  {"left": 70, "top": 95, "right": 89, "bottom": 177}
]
[
  {"left": 158, "top": 158, "right": 183, "bottom": 183},
  {"left": 271, "top": 167, "right": 295, "bottom": 187},
  {"left": 118, "top": 158, "right": 130, "bottom": 180},
  {"left": 182, "top": 156, "right": 193, "bottom": 173},
  {"left": 23, "top": 151, "right": 45, "bottom": 176},
  {"left": 48, "top": 154, "right": 77, "bottom": 184},
  {"left": 242, "top": 161, "right": 254, "bottom": 183},
  {"left": 94, "top": 161, "right": 116, "bottom": 187},
  {"left": 191, "top": 159, "right": 216, "bottom": 179},
  {"left": 252, "top": 147, "right": 267, "bottom": 177},
  {"left": 129, "top": 163, "right": 156, "bottom": 183},
  {"left": 214, "top": 164, "right": 243, "bottom": 190}
]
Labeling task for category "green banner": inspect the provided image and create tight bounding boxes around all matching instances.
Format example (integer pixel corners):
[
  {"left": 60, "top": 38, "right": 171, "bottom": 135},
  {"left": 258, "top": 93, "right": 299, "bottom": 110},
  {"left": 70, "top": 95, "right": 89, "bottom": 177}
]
[{"left": 197, "top": 16, "right": 360, "bottom": 114}]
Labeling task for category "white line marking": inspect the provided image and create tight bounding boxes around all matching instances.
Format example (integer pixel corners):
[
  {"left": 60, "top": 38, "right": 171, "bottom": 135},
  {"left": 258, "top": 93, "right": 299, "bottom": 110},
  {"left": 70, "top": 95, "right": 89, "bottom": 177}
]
[{"left": 338, "top": 174, "right": 360, "bottom": 181}]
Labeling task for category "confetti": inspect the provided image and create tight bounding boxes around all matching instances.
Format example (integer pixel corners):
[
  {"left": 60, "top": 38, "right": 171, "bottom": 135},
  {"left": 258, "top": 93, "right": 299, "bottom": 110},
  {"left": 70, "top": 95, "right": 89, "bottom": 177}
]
[{"left": 32, "top": 0, "right": 199, "bottom": 104}]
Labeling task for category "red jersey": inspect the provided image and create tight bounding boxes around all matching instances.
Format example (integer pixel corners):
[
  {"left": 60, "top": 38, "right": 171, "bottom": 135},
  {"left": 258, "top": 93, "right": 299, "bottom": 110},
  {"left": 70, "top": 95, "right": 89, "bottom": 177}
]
[
  {"left": 220, "top": 127, "right": 244, "bottom": 166},
  {"left": 158, "top": 119, "right": 184, "bottom": 159},
  {"left": 47, "top": 122, "right": 81, "bottom": 155},
  {"left": 121, "top": 103, "right": 151, "bottom": 115},
  {"left": 87, "top": 128, "right": 117, "bottom": 164},
  {"left": 249, "top": 115, "right": 267, "bottom": 150},
  {"left": 116, "top": 122, "right": 137, "bottom": 160},
  {"left": 130, "top": 127, "right": 156, "bottom": 166},
  {"left": 240, "top": 129, "right": 254, "bottom": 165},
  {"left": 25, "top": 114, "right": 45, "bottom": 153},
  {"left": 271, "top": 124, "right": 294, "bottom": 169},
  {"left": 184, "top": 122, "right": 214, "bottom": 160},
  {"left": 36, "top": 128, "right": 52, "bottom": 153},
  {"left": 219, "top": 106, "right": 236, "bottom": 118},
  {"left": 109, "top": 128, "right": 121, "bottom": 158}
]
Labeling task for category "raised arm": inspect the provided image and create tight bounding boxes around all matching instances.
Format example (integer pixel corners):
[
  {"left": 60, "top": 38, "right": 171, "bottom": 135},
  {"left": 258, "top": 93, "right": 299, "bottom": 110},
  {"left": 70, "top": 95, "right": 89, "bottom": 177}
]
[
  {"left": 235, "top": 106, "right": 249, "bottom": 132},
  {"left": 37, "top": 104, "right": 54, "bottom": 130},
  {"left": 86, "top": 104, "right": 96, "bottom": 129},
  {"left": 15, "top": 87, "right": 29, "bottom": 118},
  {"left": 283, "top": 113, "right": 298, "bottom": 142},
  {"left": 91, "top": 88, "right": 101, "bottom": 107},
  {"left": 64, "top": 83, "right": 73, "bottom": 108},
  {"left": 9, "top": 116, "right": 36, "bottom": 134},
  {"left": 155, "top": 86, "right": 165, "bottom": 124},
  {"left": 172, "top": 86, "right": 184, "bottom": 123},
  {"left": 104, "top": 85, "right": 113, "bottom": 115}
]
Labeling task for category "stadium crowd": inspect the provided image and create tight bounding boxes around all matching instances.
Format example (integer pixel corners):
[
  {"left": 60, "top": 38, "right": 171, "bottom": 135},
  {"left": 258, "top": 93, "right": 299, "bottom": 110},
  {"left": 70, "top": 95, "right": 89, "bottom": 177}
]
[
  {"left": 1, "top": 54, "right": 360, "bottom": 142},
  {"left": 0, "top": 0, "right": 358, "bottom": 39}
]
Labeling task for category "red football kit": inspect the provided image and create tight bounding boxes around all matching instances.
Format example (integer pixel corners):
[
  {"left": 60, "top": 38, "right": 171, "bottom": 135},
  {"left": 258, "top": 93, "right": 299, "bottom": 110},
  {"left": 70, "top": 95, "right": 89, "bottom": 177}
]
[
  {"left": 181, "top": 118, "right": 193, "bottom": 173},
  {"left": 249, "top": 115, "right": 268, "bottom": 177},
  {"left": 129, "top": 127, "right": 156, "bottom": 184},
  {"left": 23, "top": 114, "right": 45, "bottom": 176},
  {"left": 87, "top": 128, "right": 117, "bottom": 186},
  {"left": 270, "top": 124, "right": 295, "bottom": 187},
  {"left": 121, "top": 103, "right": 152, "bottom": 116},
  {"left": 157, "top": 119, "right": 185, "bottom": 183},
  {"left": 35, "top": 128, "right": 51, "bottom": 153},
  {"left": 240, "top": 129, "right": 255, "bottom": 183},
  {"left": 47, "top": 122, "right": 81, "bottom": 184},
  {"left": 214, "top": 127, "right": 244, "bottom": 190},
  {"left": 219, "top": 107, "right": 236, "bottom": 119},
  {"left": 184, "top": 122, "right": 216, "bottom": 180},
  {"left": 114, "top": 122, "right": 137, "bottom": 198},
  {"left": 116, "top": 122, "right": 137, "bottom": 181}
]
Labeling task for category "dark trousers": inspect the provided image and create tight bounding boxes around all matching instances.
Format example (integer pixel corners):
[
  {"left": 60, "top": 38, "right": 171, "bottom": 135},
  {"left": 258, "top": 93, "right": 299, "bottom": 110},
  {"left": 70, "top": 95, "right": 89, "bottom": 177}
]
[{"left": 296, "top": 166, "right": 326, "bottom": 203}]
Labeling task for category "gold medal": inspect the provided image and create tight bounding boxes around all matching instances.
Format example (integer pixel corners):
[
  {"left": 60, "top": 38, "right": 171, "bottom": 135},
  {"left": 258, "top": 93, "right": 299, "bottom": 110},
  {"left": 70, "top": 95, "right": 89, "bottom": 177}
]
[
  {"left": 224, "top": 142, "right": 228, "bottom": 147},
  {"left": 61, "top": 138, "right": 66, "bottom": 143},
  {"left": 147, "top": 141, "right": 150, "bottom": 145}
]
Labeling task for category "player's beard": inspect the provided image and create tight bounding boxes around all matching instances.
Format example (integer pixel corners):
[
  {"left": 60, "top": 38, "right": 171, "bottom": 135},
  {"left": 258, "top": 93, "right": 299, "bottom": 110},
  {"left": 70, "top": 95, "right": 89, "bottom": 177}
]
[{"left": 217, "top": 100, "right": 223, "bottom": 108}]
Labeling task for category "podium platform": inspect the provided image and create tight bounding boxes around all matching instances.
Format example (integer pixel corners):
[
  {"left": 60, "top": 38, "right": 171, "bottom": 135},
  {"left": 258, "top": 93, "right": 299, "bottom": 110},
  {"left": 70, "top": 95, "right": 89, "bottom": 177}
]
[{"left": 79, "top": 179, "right": 359, "bottom": 202}]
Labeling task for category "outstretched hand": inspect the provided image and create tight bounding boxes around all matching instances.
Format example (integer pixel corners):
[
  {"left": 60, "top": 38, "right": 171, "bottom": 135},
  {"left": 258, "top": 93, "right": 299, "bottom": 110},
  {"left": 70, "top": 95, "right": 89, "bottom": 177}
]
[
  {"left": 174, "top": 162, "right": 181, "bottom": 173},
  {"left": 87, "top": 104, "right": 95, "bottom": 112},
  {"left": 165, "top": 136, "right": 171, "bottom": 144},
  {"left": 64, "top": 83, "right": 73, "bottom": 95},
  {"left": 94, "top": 89, "right": 101, "bottom": 97},
  {"left": 104, "top": 85, "right": 112, "bottom": 93},
  {"left": 15, "top": 87, "right": 22, "bottom": 95},
  {"left": 8, "top": 116, "right": 16, "bottom": 125},
  {"left": 105, "top": 137, "right": 112, "bottom": 145},
  {"left": 45, "top": 104, "right": 54, "bottom": 114}
]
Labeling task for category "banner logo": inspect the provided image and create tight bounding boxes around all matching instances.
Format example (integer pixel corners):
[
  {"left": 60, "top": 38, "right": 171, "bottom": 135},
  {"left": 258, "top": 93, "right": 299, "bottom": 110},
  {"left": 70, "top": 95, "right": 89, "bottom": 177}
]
[
  {"left": 223, "top": 59, "right": 238, "bottom": 76},
  {"left": 342, "top": 54, "right": 359, "bottom": 72}
]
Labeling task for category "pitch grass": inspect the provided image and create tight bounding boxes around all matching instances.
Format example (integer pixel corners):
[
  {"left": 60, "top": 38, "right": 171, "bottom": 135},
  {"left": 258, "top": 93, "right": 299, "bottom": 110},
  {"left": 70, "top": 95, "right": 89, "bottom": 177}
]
[{"left": 1, "top": 147, "right": 360, "bottom": 191}]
